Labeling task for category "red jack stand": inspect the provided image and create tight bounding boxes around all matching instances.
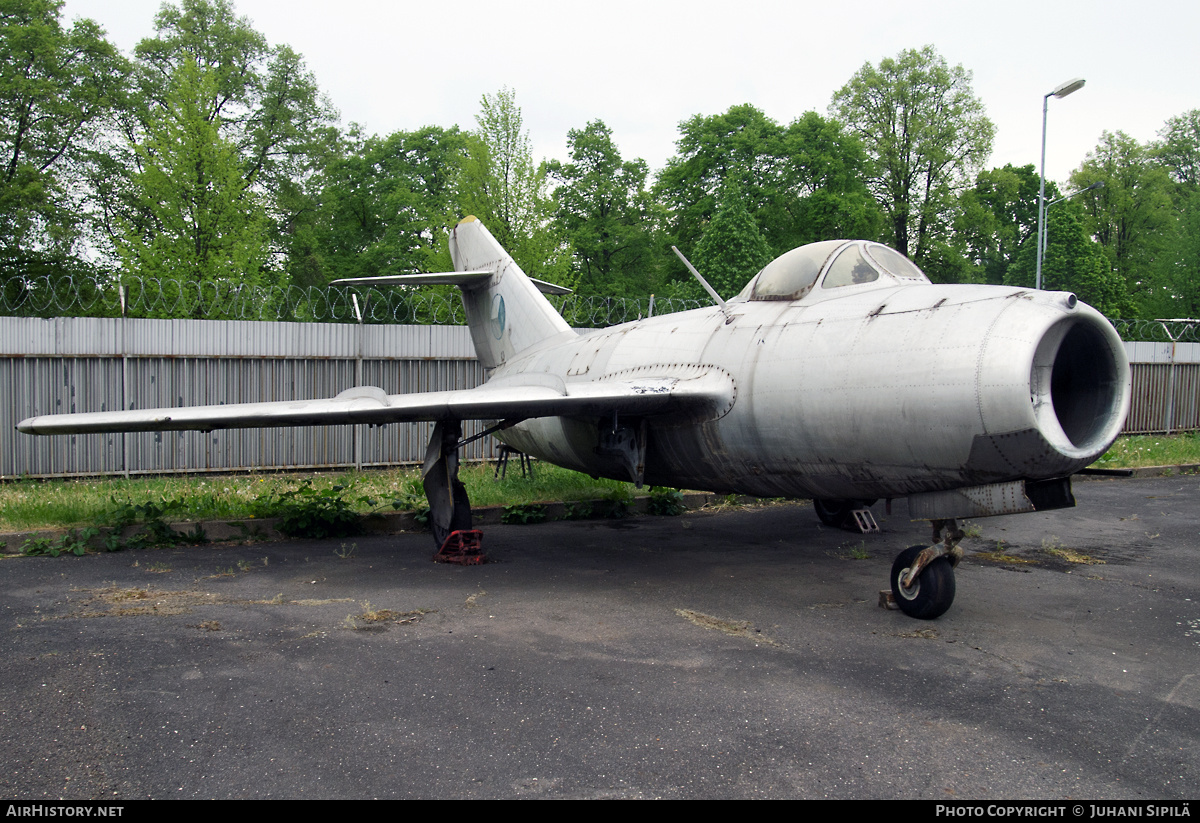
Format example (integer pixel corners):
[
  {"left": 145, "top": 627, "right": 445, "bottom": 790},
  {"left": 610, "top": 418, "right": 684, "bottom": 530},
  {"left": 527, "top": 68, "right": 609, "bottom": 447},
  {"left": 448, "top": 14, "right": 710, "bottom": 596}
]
[{"left": 433, "top": 529, "right": 485, "bottom": 565}]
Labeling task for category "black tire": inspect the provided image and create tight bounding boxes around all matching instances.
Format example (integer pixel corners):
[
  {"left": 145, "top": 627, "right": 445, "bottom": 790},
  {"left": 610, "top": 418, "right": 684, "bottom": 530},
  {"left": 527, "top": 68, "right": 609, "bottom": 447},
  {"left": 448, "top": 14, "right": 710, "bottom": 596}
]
[
  {"left": 890, "top": 544, "right": 956, "bottom": 620},
  {"left": 814, "top": 498, "right": 853, "bottom": 528}
]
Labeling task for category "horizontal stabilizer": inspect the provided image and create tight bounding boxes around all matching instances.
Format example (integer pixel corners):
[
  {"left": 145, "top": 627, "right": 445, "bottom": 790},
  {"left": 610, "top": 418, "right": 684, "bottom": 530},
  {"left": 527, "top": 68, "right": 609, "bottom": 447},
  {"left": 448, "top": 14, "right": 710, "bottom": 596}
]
[{"left": 333, "top": 271, "right": 572, "bottom": 296}]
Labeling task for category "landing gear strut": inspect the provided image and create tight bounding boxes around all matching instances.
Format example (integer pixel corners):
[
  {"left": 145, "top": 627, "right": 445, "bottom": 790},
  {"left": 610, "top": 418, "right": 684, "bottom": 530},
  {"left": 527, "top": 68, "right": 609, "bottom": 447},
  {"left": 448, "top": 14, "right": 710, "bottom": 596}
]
[
  {"left": 422, "top": 420, "right": 473, "bottom": 548},
  {"left": 890, "top": 518, "right": 963, "bottom": 620}
]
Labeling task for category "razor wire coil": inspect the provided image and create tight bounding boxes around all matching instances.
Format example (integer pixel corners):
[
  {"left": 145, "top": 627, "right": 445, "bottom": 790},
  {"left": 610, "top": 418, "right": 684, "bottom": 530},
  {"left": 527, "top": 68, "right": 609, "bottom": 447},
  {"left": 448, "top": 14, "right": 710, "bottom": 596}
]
[
  {"left": 2, "top": 274, "right": 1195, "bottom": 340},
  {"left": 0, "top": 273, "right": 708, "bottom": 326},
  {"left": 1110, "top": 319, "right": 1200, "bottom": 343}
]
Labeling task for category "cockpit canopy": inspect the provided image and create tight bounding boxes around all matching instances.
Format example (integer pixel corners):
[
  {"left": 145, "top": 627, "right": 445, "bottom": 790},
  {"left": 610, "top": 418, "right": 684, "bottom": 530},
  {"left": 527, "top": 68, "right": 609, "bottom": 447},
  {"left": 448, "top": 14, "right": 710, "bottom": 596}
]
[{"left": 736, "top": 240, "right": 930, "bottom": 302}]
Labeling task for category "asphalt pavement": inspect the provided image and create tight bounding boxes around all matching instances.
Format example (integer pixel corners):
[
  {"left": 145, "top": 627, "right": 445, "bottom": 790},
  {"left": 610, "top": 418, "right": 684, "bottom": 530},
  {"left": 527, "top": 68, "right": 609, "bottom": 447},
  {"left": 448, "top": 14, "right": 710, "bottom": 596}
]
[{"left": 2, "top": 474, "right": 1198, "bottom": 799}]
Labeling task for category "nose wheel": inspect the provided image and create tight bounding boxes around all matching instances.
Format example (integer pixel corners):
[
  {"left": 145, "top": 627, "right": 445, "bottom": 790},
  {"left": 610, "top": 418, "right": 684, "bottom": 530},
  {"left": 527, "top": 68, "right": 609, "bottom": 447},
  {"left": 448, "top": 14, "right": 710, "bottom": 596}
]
[
  {"left": 890, "top": 545, "right": 956, "bottom": 619},
  {"left": 889, "top": 518, "right": 963, "bottom": 620}
]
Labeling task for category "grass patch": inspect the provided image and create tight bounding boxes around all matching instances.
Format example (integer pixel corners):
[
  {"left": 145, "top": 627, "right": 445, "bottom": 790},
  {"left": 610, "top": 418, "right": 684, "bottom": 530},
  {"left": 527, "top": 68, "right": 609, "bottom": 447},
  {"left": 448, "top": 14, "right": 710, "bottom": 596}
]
[
  {"left": 830, "top": 541, "right": 871, "bottom": 560},
  {"left": 464, "top": 463, "right": 636, "bottom": 509},
  {"left": 1041, "top": 536, "right": 1105, "bottom": 565},
  {"left": 343, "top": 602, "right": 431, "bottom": 630},
  {"left": 20, "top": 527, "right": 99, "bottom": 557},
  {"left": 973, "top": 541, "right": 1037, "bottom": 564},
  {"left": 1092, "top": 433, "right": 1200, "bottom": 469},
  {"left": 960, "top": 520, "right": 983, "bottom": 538},
  {"left": 973, "top": 550, "right": 1036, "bottom": 564},
  {"left": 76, "top": 586, "right": 220, "bottom": 617},
  {"left": 5, "top": 433, "right": 1197, "bottom": 535},
  {"left": 0, "top": 463, "right": 638, "bottom": 534}
]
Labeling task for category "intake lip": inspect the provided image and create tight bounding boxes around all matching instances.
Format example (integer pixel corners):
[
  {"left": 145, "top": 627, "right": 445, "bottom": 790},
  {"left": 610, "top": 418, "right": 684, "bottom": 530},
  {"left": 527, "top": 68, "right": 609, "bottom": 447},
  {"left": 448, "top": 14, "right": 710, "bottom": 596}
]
[{"left": 1030, "top": 312, "right": 1130, "bottom": 460}]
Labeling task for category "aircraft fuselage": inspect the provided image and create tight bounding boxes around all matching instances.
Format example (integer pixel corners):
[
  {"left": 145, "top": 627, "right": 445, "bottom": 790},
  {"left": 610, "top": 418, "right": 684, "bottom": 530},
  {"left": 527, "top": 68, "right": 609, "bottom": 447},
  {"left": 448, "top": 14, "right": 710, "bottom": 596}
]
[{"left": 494, "top": 282, "right": 1129, "bottom": 502}]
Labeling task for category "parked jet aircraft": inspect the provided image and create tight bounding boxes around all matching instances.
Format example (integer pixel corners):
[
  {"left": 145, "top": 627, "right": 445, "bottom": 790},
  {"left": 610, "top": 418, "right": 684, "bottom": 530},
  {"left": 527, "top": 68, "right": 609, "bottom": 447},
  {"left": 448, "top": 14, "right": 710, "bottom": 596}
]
[{"left": 18, "top": 217, "right": 1131, "bottom": 619}]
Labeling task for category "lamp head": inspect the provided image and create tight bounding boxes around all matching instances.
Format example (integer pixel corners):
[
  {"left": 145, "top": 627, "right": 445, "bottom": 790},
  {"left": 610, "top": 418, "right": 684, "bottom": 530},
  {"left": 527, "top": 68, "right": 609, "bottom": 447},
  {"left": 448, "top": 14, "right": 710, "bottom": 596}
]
[{"left": 1051, "top": 78, "right": 1086, "bottom": 98}]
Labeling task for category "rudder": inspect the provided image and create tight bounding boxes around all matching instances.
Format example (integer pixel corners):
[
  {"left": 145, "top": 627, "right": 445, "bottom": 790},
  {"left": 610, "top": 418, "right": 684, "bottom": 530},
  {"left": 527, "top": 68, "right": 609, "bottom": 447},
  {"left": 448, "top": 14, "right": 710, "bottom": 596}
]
[{"left": 449, "top": 216, "right": 573, "bottom": 371}]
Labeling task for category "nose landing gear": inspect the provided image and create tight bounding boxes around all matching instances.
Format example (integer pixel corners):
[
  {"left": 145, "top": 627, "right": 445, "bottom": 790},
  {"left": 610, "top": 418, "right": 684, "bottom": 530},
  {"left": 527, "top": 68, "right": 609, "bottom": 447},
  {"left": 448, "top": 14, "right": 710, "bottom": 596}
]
[{"left": 889, "top": 519, "right": 964, "bottom": 620}]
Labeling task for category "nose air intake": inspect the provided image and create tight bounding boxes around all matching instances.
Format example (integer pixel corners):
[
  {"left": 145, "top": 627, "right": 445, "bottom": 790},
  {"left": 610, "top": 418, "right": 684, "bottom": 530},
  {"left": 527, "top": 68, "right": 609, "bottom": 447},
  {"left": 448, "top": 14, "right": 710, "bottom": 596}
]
[{"left": 1032, "top": 313, "right": 1129, "bottom": 458}]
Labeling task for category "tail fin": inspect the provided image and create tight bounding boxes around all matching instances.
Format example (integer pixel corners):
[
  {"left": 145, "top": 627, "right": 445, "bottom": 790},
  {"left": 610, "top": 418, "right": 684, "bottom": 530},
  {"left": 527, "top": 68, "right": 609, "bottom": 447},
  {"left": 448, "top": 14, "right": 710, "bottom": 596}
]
[{"left": 448, "top": 216, "right": 573, "bottom": 370}]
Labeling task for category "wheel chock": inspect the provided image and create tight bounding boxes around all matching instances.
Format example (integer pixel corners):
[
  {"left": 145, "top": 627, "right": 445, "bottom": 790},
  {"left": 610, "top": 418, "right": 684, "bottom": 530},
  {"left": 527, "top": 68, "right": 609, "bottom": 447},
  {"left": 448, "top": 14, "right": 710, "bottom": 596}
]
[{"left": 434, "top": 529, "right": 485, "bottom": 565}]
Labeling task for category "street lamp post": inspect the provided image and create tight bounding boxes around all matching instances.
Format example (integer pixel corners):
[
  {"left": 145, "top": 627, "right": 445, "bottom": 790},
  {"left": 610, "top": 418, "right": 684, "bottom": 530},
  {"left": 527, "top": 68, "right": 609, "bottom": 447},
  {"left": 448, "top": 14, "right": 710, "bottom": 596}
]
[
  {"left": 1039, "top": 181, "right": 1105, "bottom": 281},
  {"left": 1036, "top": 77, "right": 1086, "bottom": 290}
]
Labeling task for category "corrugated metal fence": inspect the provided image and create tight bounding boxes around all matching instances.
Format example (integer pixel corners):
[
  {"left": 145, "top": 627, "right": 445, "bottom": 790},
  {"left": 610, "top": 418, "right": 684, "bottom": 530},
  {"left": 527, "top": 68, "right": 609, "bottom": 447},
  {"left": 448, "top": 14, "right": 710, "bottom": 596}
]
[
  {"left": 1, "top": 316, "right": 488, "bottom": 478},
  {"left": 1123, "top": 341, "right": 1200, "bottom": 434},
  {"left": 2, "top": 316, "right": 1196, "bottom": 478}
]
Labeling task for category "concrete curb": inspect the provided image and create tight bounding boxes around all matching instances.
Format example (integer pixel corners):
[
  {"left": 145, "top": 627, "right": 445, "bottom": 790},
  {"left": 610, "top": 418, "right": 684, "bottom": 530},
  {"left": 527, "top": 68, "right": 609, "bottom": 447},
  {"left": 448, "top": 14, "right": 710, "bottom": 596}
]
[
  {"left": 0, "top": 491, "right": 758, "bottom": 555},
  {"left": 1075, "top": 464, "right": 1200, "bottom": 479},
  {"left": 1128, "top": 463, "right": 1200, "bottom": 477}
]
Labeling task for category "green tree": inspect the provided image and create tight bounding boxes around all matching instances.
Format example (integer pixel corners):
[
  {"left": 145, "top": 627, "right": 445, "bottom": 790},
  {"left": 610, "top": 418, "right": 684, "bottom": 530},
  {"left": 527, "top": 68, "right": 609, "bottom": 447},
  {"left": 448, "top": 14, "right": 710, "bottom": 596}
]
[
  {"left": 830, "top": 45, "right": 994, "bottom": 267},
  {"left": 458, "top": 87, "right": 535, "bottom": 249},
  {"left": 116, "top": 58, "right": 269, "bottom": 316},
  {"left": 0, "top": 0, "right": 127, "bottom": 270},
  {"left": 457, "top": 87, "right": 565, "bottom": 284},
  {"left": 656, "top": 104, "right": 787, "bottom": 254},
  {"left": 1071, "top": 131, "right": 1174, "bottom": 313},
  {"left": 952, "top": 164, "right": 1048, "bottom": 285},
  {"left": 1146, "top": 111, "right": 1200, "bottom": 317},
  {"left": 99, "top": 0, "right": 334, "bottom": 286},
  {"left": 782, "top": 110, "right": 881, "bottom": 247},
  {"left": 132, "top": 0, "right": 332, "bottom": 193},
  {"left": 546, "top": 120, "right": 659, "bottom": 297},
  {"left": 655, "top": 105, "right": 877, "bottom": 257},
  {"left": 690, "top": 179, "right": 774, "bottom": 298},
  {"left": 1005, "top": 203, "right": 1130, "bottom": 318},
  {"left": 1156, "top": 109, "right": 1200, "bottom": 187},
  {"left": 1147, "top": 187, "right": 1200, "bottom": 317},
  {"left": 299, "top": 125, "right": 469, "bottom": 286}
]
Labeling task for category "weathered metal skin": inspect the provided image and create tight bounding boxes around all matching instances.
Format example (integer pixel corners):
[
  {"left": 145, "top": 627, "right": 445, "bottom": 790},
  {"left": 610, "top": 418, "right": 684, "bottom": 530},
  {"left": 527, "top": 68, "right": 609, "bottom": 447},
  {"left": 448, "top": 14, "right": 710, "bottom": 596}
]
[{"left": 495, "top": 280, "right": 1130, "bottom": 502}]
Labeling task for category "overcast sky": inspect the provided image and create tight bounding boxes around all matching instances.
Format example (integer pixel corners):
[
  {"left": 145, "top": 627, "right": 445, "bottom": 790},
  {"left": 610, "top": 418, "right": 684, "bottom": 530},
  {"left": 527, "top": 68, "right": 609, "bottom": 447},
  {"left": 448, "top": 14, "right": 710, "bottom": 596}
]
[{"left": 62, "top": 0, "right": 1198, "bottom": 188}]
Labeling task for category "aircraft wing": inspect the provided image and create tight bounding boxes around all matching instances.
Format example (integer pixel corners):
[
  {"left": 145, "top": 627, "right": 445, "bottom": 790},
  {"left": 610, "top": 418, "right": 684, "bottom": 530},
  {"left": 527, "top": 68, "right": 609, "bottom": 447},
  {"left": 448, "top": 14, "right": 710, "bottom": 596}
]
[{"left": 16, "top": 372, "right": 732, "bottom": 435}]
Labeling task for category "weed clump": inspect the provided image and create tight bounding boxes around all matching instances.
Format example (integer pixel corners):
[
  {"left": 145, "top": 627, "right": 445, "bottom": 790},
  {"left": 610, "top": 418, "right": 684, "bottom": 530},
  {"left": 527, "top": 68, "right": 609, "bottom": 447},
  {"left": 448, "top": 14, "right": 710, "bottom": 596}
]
[
  {"left": 647, "top": 488, "right": 685, "bottom": 516},
  {"left": 501, "top": 504, "right": 547, "bottom": 525},
  {"left": 104, "top": 498, "right": 208, "bottom": 550},
  {"left": 250, "top": 480, "right": 367, "bottom": 539},
  {"left": 20, "top": 527, "right": 99, "bottom": 557}
]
